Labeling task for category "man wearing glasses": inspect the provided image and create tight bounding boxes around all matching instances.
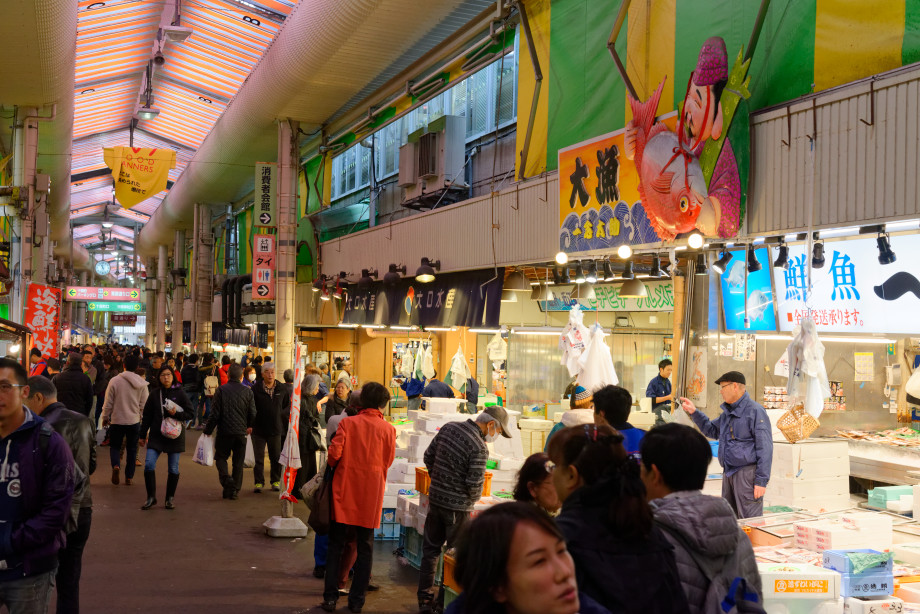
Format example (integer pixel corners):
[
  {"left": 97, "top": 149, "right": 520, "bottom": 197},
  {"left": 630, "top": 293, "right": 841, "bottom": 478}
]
[
  {"left": 0, "top": 358, "right": 76, "bottom": 611},
  {"left": 679, "top": 371, "right": 772, "bottom": 519}
]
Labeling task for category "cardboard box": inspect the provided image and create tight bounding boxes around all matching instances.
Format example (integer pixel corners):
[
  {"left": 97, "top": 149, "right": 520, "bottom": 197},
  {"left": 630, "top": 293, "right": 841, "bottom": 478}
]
[
  {"left": 843, "top": 596, "right": 904, "bottom": 614},
  {"left": 759, "top": 563, "right": 841, "bottom": 600}
]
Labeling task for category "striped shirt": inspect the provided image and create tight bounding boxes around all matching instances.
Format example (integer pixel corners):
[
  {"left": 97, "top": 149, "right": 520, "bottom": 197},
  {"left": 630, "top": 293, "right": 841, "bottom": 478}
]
[{"left": 424, "top": 420, "right": 488, "bottom": 512}]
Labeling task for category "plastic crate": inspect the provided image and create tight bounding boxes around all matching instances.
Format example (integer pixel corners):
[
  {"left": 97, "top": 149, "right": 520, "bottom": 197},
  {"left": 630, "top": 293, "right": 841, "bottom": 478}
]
[
  {"left": 482, "top": 471, "right": 492, "bottom": 496},
  {"left": 443, "top": 586, "right": 460, "bottom": 610},
  {"left": 375, "top": 508, "right": 400, "bottom": 541},
  {"left": 416, "top": 467, "right": 431, "bottom": 495},
  {"left": 400, "top": 526, "right": 442, "bottom": 583},
  {"left": 443, "top": 554, "right": 458, "bottom": 591}
]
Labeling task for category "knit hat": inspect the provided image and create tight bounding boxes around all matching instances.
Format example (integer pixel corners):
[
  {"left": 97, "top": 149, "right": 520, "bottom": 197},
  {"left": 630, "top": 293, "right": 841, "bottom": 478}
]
[
  {"left": 571, "top": 385, "right": 593, "bottom": 409},
  {"left": 694, "top": 37, "right": 728, "bottom": 86}
]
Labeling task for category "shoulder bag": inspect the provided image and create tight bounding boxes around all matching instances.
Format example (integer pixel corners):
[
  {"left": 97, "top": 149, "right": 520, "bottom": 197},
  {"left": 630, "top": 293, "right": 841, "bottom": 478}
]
[{"left": 160, "top": 392, "right": 183, "bottom": 439}]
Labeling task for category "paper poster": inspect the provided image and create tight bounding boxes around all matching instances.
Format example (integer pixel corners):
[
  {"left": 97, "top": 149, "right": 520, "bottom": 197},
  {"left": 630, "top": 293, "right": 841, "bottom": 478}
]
[
  {"left": 687, "top": 347, "right": 707, "bottom": 408},
  {"left": 854, "top": 352, "right": 874, "bottom": 382},
  {"left": 720, "top": 341, "right": 734, "bottom": 357},
  {"left": 733, "top": 334, "right": 756, "bottom": 361},
  {"left": 774, "top": 348, "right": 790, "bottom": 378}
]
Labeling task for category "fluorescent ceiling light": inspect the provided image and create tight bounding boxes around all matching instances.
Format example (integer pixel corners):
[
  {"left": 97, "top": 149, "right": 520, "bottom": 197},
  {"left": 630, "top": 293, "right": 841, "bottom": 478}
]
[
  {"left": 885, "top": 219, "right": 920, "bottom": 232},
  {"left": 511, "top": 327, "right": 563, "bottom": 335},
  {"left": 818, "top": 226, "right": 860, "bottom": 239},
  {"left": 362, "top": 325, "right": 385, "bottom": 329},
  {"left": 425, "top": 327, "right": 455, "bottom": 332},
  {"left": 469, "top": 328, "right": 502, "bottom": 334},
  {"left": 162, "top": 25, "right": 193, "bottom": 42},
  {"left": 388, "top": 325, "right": 416, "bottom": 330},
  {"left": 337, "top": 323, "right": 359, "bottom": 328}
]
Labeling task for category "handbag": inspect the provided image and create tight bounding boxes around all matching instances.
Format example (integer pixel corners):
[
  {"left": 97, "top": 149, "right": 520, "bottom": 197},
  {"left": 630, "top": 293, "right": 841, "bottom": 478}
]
[
  {"left": 160, "top": 393, "right": 182, "bottom": 440},
  {"left": 307, "top": 426, "right": 326, "bottom": 452},
  {"left": 307, "top": 464, "right": 334, "bottom": 535}
]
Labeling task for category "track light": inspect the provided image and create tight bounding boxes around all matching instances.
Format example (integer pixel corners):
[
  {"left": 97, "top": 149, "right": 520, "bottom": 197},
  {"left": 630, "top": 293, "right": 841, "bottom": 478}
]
[
  {"left": 688, "top": 232, "right": 704, "bottom": 249},
  {"left": 560, "top": 267, "right": 571, "bottom": 284},
  {"left": 312, "top": 275, "right": 325, "bottom": 292},
  {"left": 357, "top": 269, "right": 378, "bottom": 288},
  {"left": 555, "top": 251, "right": 569, "bottom": 265},
  {"left": 573, "top": 263, "right": 586, "bottom": 284},
  {"left": 415, "top": 258, "right": 440, "bottom": 283},
  {"left": 712, "top": 251, "right": 733, "bottom": 275},
  {"left": 617, "top": 244, "right": 632, "bottom": 259},
  {"left": 551, "top": 267, "right": 561, "bottom": 285},
  {"left": 773, "top": 244, "right": 789, "bottom": 270},
  {"left": 695, "top": 253, "right": 708, "bottom": 275},
  {"left": 332, "top": 278, "right": 345, "bottom": 299},
  {"left": 746, "top": 246, "right": 762, "bottom": 273},
  {"left": 812, "top": 241, "right": 825, "bottom": 269},
  {"left": 649, "top": 255, "right": 661, "bottom": 278},
  {"left": 877, "top": 233, "right": 896, "bottom": 265},
  {"left": 621, "top": 261, "right": 635, "bottom": 280},
  {"left": 320, "top": 285, "right": 330, "bottom": 301},
  {"left": 585, "top": 261, "right": 598, "bottom": 284},
  {"left": 384, "top": 264, "right": 406, "bottom": 285},
  {"left": 602, "top": 260, "right": 615, "bottom": 282},
  {"left": 153, "top": 50, "right": 165, "bottom": 66}
]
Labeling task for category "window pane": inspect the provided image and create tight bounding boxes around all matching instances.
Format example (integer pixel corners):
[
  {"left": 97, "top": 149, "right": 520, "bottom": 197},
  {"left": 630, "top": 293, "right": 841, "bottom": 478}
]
[
  {"left": 334, "top": 155, "right": 344, "bottom": 199},
  {"left": 496, "top": 51, "right": 516, "bottom": 125},
  {"left": 451, "top": 79, "right": 468, "bottom": 122},
  {"left": 345, "top": 147, "right": 356, "bottom": 192},
  {"left": 468, "top": 68, "right": 489, "bottom": 135},
  {"left": 358, "top": 144, "right": 370, "bottom": 186},
  {"left": 385, "top": 123, "right": 398, "bottom": 176}
]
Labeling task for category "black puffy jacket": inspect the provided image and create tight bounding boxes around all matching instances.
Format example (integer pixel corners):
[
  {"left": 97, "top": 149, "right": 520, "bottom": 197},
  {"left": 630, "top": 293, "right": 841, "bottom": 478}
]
[
  {"left": 40, "top": 402, "right": 96, "bottom": 511},
  {"left": 141, "top": 386, "right": 194, "bottom": 454},
  {"left": 52, "top": 365, "right": 95, "bottom": 417},
  {"left": 204, "top": 381, "right": 255, "bottom": 437},
  {"left": 252, "top": 381, "right": 290, "bottom": 438}
]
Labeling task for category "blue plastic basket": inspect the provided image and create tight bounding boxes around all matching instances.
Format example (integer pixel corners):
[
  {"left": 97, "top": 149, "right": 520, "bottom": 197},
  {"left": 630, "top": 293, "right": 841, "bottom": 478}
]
[{"left": 375, "top": 508, "right": 400, "bottom": 541}]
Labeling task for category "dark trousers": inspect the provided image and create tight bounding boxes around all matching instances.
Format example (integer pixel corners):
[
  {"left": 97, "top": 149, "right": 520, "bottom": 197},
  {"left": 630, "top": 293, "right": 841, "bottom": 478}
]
[
  {"left": 56, "top": 507, "right": 92, "bottom": 614},
  {"left": 108, "top": 423, "right": 140, "bottom": 479},
  {"left": 324, "top": 522, "right": 374, "bottom": 609},
  {"left": 723, "top": 464, "right": 763, "bottom": 519},
  {"left": 215, "top": 434, "right": 247, "bottom": 494},
  {"left": 93, "top": 395, "right": 104, "bottom": 428},
  {"left": 251, "top": 433, "right": 283, "bottom": 486},
  {"left": 417, "top": 504, "right": 469, "bottom": 608}
]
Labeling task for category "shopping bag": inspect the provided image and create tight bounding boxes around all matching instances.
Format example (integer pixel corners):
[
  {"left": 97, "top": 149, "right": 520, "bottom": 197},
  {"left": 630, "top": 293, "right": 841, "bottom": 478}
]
[
  {"left": 307, "top": 465, "right": 335, "bottom": 535},
  {"left": 244, "top": 435, "right": 255, "bottom": 468},
  {"left": 193, "top": 433, "right": 215, "bottom": 466},
  {"left": 300, "top": 471, "right": 324, "bottom": 502}
]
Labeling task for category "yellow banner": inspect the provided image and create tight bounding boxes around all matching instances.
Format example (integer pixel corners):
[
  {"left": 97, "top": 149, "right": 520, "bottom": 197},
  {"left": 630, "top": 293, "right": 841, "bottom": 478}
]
[{"left": 103, "top": 146, "right": 176, "bottom": 209}]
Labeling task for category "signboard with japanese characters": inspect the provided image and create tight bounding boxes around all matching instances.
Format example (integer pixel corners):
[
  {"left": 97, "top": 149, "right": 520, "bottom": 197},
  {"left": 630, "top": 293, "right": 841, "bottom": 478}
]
[
  {"left": 86, "top": 301, "right": 143, "bottom": 312},
  {"left": 775, "top": 235, "right": 920, "bottom": 334},
  {"left": 252, "top": 233, "right": 276, "bottom": 300},
  {"left": 25, "top": 283, "right": 61, "bottom": 358},
  {"left": 111, "top": 313, "right": 138, "bottom": 325},
  {"left": 537, "top": 280, "right": 674, "bottom": 312},
  {"left": 254, "top": 162, "right": 277, "bottom": 227},
  {"left": 65, "top": 286, "right": 142, "bottom": 302}
]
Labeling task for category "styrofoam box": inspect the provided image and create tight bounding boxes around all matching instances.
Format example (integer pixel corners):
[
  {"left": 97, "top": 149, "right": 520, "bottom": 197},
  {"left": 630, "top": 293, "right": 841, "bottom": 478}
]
[
  {"left": 426, "top": 398, "right": 463, "bottom": 414},
  {"left": 767, "top": 475, "right": 850, "bottom": 500},
  {"left": 886, "top": 497, "right": 912, "bottom": 513},
  {"left": 822, "top": 549, "right": 892, "bottom": 574},
  {"left": 840, "top": 570, "right": 894, "bottom": 598},
  {"left": 520, "top": 418, "right": 554, "bottom": 430},
  {"left": 765, "top": 494, "right": 852, "bottom": 514},
  {"left": 895, "top": 582, "right": 920, "bottom": 603},
  {"left": 843, "top": 596, "right": 904, "bottom": 614},
  {"left": 912, "top": 485, "right": 920, "bottom": 520},
  {"left": 382, "top": 495, "right": 398, "bottom": 509},
  {"left": 773, "top": 440, "right": 850, "bottom": 467},
  {"left": 892, "top": 541, "right": 920, "bottom": 566},
  {"left": 759, "top": 563, "right": 841, "bottom": 600},
  {"left": 764, "top": 598, "right": 843, "bottom": 614}
]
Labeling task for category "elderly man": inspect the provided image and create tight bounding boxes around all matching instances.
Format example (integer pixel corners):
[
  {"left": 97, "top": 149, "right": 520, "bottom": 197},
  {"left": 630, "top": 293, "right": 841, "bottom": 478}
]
[
  {"left": 251, "top": 363, "right": 289, "bottom": 493},
  {"left": 680, "top": 371, "right": 773, "bottom": 519}
]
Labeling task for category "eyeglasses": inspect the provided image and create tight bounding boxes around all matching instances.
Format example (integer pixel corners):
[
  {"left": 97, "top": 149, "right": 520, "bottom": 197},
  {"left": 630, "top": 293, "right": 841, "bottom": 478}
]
[
  {"left": 0, "top": 382, "right": 25, "bottom": 393},
  {"left": 719, "top": 383, "right": 735, "bottom": 390}
]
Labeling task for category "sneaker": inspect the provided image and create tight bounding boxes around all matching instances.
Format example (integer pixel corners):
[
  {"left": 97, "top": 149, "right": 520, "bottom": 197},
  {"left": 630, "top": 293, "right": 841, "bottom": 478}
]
[
  {"left": 312, "top": 566, "right": 326, "bottom": 579},
  {"left": 253, "top": 484, "right": 263, "bottom": 494},
  {"left": 135, "top": 458, "right": 142, "bottom": 466},
  {"left": 111, "top": 467, "right": 120, "bottom": 485},
  {"left": 271, "top": 482, "right": 281, "bottom": 492},
  {"left": 125, "top": 478, "right": 133, "bottom": 485},
  {"left": 337, "top": 588, "right": 349, "bottom": 597},
  {"left": 367, "top": 584, "right": 379, "bottom": 592},
  {"left": 229, "top": 491, "right": 239, "bottom": 500},
  {"left": 320, "top": 601, "right": 337, "bottom": 613},
  {"left": 100, "top": 439, "right": 110, "bottom": 447}
]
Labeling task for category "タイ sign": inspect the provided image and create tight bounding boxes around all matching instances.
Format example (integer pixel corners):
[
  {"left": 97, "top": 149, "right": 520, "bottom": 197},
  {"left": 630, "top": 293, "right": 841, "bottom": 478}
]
[
  {"left": 252, "top": 234, "right": 276, "bottom": 300},
  {"left": 254, "top": 162, "right": 277, "bottom": 228},
  {"left": 65, "top": 286, "right": 142, "bottom": 302},
  {"left": 86, "top": 301, "right": 143, "bottom": 312}
]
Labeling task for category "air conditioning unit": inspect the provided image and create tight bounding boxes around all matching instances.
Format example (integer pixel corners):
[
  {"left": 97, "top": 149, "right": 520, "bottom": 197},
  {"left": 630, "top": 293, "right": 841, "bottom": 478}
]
[{"left": 398, "top": 115, "right": 468, "bottom": 206}]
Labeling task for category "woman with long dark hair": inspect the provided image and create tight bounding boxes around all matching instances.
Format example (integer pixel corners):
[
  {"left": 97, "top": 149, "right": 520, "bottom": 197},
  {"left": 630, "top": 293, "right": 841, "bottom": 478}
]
[
  {"left": 139, "top": 365, "right": 194, "bottom": 510},
  {"left": 512, "top": 452, "right": 560, "bottom": 515},
  {"left": 547, "top": 424, "right": 688, "bottom": 613}
]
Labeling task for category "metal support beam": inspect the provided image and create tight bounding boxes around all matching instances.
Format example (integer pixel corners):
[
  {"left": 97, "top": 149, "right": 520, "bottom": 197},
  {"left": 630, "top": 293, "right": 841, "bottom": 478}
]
[
  {"left": 145, "top": 257, "right": 156, "bottom": 349},
  {"left": 192, "top": 203, "right": 214, "bottom": 353},
  {"left": 10, "top": 107, "right": 39, "bottom": 326},
  {"left": 172, "top": 229, "right": 186, "bottom": 349},
  {"left": 157, "top": 244, "right": 168, "bottom": 352},
  {"left": 275, "top": 120, "right": 299, "bottom": 373}
]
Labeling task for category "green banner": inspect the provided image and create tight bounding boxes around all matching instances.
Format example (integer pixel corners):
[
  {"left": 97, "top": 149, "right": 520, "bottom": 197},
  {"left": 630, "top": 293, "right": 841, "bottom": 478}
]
[{"left": 86, "top": 302, "right": 143, "bottom": 312}]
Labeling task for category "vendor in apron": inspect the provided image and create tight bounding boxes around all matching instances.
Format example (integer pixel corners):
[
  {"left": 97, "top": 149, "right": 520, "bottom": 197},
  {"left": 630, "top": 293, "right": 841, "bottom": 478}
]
[{"left": 645, "top": 359, "right": 673, "bottom": 426}]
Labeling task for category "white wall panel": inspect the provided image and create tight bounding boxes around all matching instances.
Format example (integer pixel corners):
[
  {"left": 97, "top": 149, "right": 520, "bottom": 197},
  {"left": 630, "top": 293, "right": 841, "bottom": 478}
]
[
  {"left": 749, "top": 64, "right": 920, "bottom": 235},
  {"left": 319, "top": 174, "right": 559, "bottom": 275}
]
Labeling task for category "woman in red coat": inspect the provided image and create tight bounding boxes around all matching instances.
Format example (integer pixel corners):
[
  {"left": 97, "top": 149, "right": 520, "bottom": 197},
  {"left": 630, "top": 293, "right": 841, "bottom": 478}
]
[{"left": 320, "top": 382, "right": 396, "bottom": 614}]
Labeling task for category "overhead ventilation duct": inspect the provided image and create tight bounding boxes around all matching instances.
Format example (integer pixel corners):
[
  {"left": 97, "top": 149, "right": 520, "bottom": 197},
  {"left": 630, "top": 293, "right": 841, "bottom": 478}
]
[
  {"left": 137, "top": 0, "right": 495, "bottom": 257},
  {"left": 233, "top": 274, "right": 251, "bottom": 328},
  {"left": 221, "top": 277, "right": 234, "bottom": 326}
]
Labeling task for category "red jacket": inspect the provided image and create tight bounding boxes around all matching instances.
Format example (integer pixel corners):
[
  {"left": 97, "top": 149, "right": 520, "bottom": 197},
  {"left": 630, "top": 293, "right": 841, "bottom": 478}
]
[
  {"left": 328, "top": 409, "right": 395, "bottom": 529},
  {"left": 219, "top": 364, "right": 230, "bottom": 386}
]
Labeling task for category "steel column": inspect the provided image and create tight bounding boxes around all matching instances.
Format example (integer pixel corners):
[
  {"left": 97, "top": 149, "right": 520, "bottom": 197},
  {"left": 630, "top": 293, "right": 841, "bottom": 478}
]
[{"left": 274, "top": 120, "right": 298, "bottom": 373}]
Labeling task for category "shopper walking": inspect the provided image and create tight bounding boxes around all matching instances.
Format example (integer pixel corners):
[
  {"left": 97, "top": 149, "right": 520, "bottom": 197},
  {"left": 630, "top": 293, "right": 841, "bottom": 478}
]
[
  {"left": 320, "top": 382, "right": 396, "bottom": 613},
  {"left": 29, "top": 347, "right": 50, "bottom": 378},
  {"left": 251, "top": 364, "right": 289, "bottom": 494},
  {"left": 180, "top": 354, "right": 202, "bottom": 427},
  {"left": 512, "top": 452, "right": 560, "bottom": 515},
  {"left": 92, "top": 356, "right": 114, "bottom": 429},
  {"left": 52, "top": 353, "right": 95, "bottom": 417},
  {"left": 640, "top": 424, "right": 764, "bottom": 614},
  {"left": 448, "top": 502, "right": 608, "bottom": 614},
  {"left": 417, "top": 406, "right": 512, "bottom": 614},
  {"left": 100, "top": 354, "right": 149, "bottom": 486},
  {"left": 548, "top": 424, "right": 688, "bottom": 613},
  {"left": 26, "top": 376, "right": 96, "bottom": 614},
  {"left": 139, "top": 366, "right": 194, "bottom": 510},
  {"left": 204, "top": 364, "right": 255, "bottom": 500},
  {"left": 0, "top": 359, "right": 76, "bottom": 613},
  {"left": 680, "top": 371, "right": 773, "bottom": 519}
]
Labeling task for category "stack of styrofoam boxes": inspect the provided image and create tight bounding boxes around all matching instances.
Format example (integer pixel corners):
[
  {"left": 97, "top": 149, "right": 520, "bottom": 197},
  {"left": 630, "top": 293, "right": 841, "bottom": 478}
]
[
  {"left": 766, "top": 439, "right": 851, "bottom": 513},
  {"left": 793, "top": 513, "right": 893, "bottom": 553},
  {"left": 396, "top": 490, "right": 419, "bottom": 530},
  {"left": 822, "top": 549, "right": 895, "bottom": 601},
  {"left": 758, "top": 562, "right": 843, "bottom": 613},
  {"left": 519, "top": 418, "right": 554, "bottom": 456}
]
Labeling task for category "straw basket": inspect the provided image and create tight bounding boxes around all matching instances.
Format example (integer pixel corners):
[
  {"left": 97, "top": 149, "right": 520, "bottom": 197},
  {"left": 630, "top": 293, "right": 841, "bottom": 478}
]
[{"left": 776, "top": 404, "right": 820, "bottom": 443}]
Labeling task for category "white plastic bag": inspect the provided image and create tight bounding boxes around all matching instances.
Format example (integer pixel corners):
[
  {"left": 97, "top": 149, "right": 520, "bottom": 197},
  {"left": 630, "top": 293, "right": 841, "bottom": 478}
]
[
  {"left": 576, "top": 325, "right": 619, "bottom": 391},
  {"left": 422, "top": 345, "right": 435, "bottom": 380},
  {"left": 193, "top": 433, "right": 215, "bottom": 467},
  {"left": 244, "top": 434, "right": 255, "bottom": 468},
  {"left": 906, "top": 368, "right": 920, "bottom": 401},
  {"left": 446, "top": 345, "right": 471, "bottom": 390}
]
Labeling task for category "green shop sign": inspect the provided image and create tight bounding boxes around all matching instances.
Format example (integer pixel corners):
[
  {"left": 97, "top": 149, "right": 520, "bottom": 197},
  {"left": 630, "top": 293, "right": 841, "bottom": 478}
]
[{"left": 86, "top": 302, "right": 143, "bottom": 312}]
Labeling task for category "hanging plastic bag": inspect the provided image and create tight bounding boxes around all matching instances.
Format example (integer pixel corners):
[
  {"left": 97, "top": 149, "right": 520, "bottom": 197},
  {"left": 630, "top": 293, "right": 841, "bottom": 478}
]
[
  {"left": 774, "top": 348, "right": 790, "bottom": 379},
  {"left": 422, "top": 344, "right": 435, "bottom": 380},
  {"left": 560, "top": 305, "right": 590, "bottom": 377},
  {"left": 193, "top": 433, "right": 216, "bottom": 467},
  {"left": 399, "top": 348, "right": 414, "bottom": 378},
  {"left": 576, "top": 324, "right": 619, "bottom": 391},
  {"left": 413, "top": 345, "right": 425, "bottom": 380},
  {"left": 486, "top": 332, "right": 507, "bottom": 369},
  {"left": 446, "top": 345, "right": 471, "bottom": 390},
  {"left": 905, "top": 367, "right": 920, "bottom": 404},
  {"left": 244, "top": 434, "right": 255, "bottom": 468}
]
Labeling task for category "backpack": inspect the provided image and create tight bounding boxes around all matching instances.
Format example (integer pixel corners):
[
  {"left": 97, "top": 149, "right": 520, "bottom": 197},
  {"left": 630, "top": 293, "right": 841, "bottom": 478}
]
[
  {"left": 38, "top": 422, "right": 87, "bottom": 535},
  {"left": 204, "top": 375, "right": 219, "bottom": 397},
  {"left": 657, "top": 523, "right": 764, "bottom": 614}
]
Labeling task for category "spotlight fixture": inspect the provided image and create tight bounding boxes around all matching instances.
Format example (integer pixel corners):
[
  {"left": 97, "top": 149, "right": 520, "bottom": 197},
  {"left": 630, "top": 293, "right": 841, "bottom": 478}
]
[
  {"left": 746, "top": 246, "right": 762, "bottom": 273},
  {"left": 877, "top": 233, "right": 896, "bottom": 265},
  {"left": 555, "top": 251, "right": 569, "bottom": 265},
  {"left": 660, "top": 260, "right": 672, "bottom": 277},
  {"left": 712, "top": 251, "right": 733, "bottom": 275},
  {"left": 551, "top": 267, "right": 562, "bottom": 285},
  {"left": 585, "top": 261, "right": 598, "bottom": 284},
  {"left": 573, "top": 263, "right": 586, "bottom": 284},
  {"left": 695, "top": 253, "right": 708, "bottom": 275},
  {"left": 504, "top": 270, "right": 530, "bottom": 291},
  {"left": 773, "top": 243, "right": 789, "bottom": 270},
  {"left": 312, "top": 275, "right": 326, "bottom": 292},
  {"left": 357, "top": 268, "right": 378, "bottom": 288},
  {"left": 135, "top": 105, "right": 160, "bottom": 120},
  {"left": 162, "top": 25, "right": 193, "bottom": 43},
  {"left": 415, "top": 258, "right": 440, "bottom": 283},
  {"left": 621, "top": 260, "right": 635, "bottom": 280},
  {"left": 602, "top": 260, "right": 616, "bottom": 282},
  {"left": 649, "top": 255, "right": 661, "bottom": 278},
  {"left": 320, "top": 285, "right": 331, "bottom": 301},
  {"left": 617, "top": 244, "right": 632, "bottom": 259},
  {"left": 153, "top": 49, "right": 165, "bottom": 66},
  {"left": 500, "top": 288, "right": 518, "bottom": 302},
  {"left": 383, "top": 264, "right": 406, "bottom": 285},
  {"left": 619, "top": 278, "right": 648, "bottom": 298},
  {"left": 812, "top": 240, "right": 825, "bottom": 269},
  {"left": 559, "top": 267, "right": 571, "bottom": 284},
  {"left": 332, "top": 279, "right": 345, "bottom": 300}
]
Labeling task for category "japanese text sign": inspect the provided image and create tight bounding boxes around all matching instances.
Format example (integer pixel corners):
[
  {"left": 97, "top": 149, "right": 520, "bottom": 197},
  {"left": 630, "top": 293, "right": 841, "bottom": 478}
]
[
  {"left": 775, "top": 235, "right": 920, "bottom": 334},
  {"left": 254, "top": 162, "right": 277, "bottom": 227},
  {"left": 86, "top": 301, "right": 143, "bottom": 312},
  {"left": 103, "top": 146, "right": 176, "bottom": 209},
  {"left": 111, "top": 314, "right": 137, "bottom": 325},
  {"left": 65, "top": 286, "right": 141, "bottom": 302},
  {"left": 26, "top": 283, "right": 61, "bottom": 358},
  {"left": 538, "top": 280, "right": 675, "bottom": 312},
  {"left": 252, "top": 233, "right": 276, "bottom": 300}
]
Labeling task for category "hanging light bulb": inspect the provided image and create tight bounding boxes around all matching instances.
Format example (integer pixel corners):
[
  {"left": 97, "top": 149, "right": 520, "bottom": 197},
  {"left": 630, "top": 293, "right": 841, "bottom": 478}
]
[
  {"left": 688, "top": 232, "right": 704, "bottom": 249},
  {"left": 617, "top": 244, "right": 632, "bottom": 259},
  {"left": 555, "top": 251, "right": 569, "bottom": 265}
]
